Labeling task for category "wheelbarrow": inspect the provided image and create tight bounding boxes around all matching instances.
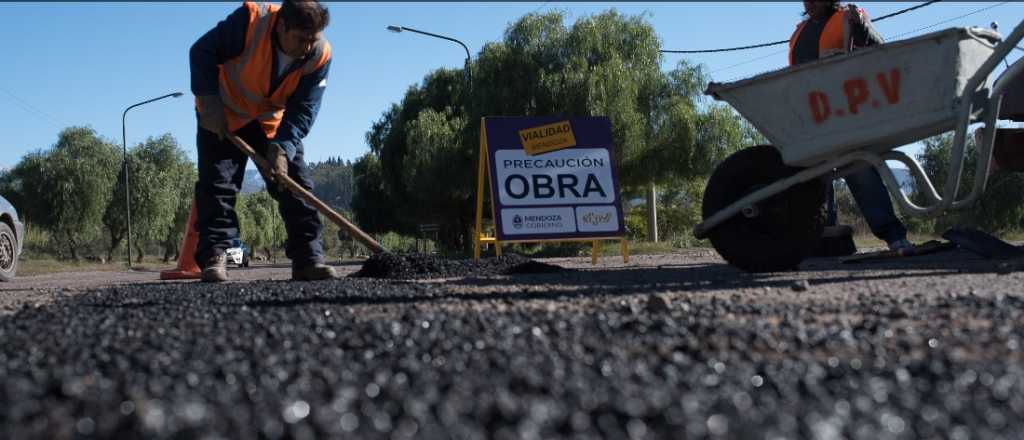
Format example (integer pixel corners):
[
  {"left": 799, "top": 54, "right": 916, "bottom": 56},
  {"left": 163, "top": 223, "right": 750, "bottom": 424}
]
[{"left": 694, "top": 22, "right": 1024, "bottom": 272}]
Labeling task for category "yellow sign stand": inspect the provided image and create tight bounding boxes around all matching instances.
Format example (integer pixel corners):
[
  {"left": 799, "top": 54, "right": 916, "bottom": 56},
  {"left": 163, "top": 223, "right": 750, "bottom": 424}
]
[{"left": 473, "top": 119, "right": 629, "bottom": 265}]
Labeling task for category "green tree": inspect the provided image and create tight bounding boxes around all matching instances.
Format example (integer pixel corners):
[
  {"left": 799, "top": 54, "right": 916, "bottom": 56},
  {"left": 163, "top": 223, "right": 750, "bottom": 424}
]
[
  {"left": 103, "top": 134, "right": 194, "bottom": 262},
  {"left": 106, "top": 134, "right": 194, "bottom": 263},
  {"left": 17, "top": 127, "right": 121, "bottom": 260},
  {"left": 351, "top": 152, "right": 403, "bottom": 233},
  {"left": 237, "top": 190, "right": 286, "bottom": 261},
  {"left": 160, "top": 174, "right": 197, "bottom": 262},
  {"left": 158, "top": 149, "right": 197, "bottom": 262},
  {"left": 308, "top": 157, "right": 356, "bottom": 211},
  {"left": 401, "top": 107, "right": 474, "bottom": 248},
  {"left": 0, "top": 152, "right": 50, "bottom": 229},
  {"left": 912, "top": 132, "right": 1024, "bottom": 234}
]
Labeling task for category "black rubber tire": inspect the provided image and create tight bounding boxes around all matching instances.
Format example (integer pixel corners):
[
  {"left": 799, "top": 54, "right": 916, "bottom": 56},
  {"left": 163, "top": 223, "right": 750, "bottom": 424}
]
[
  {"left": 702, "top": 145, "right": 827, "bottom": 272},
  {"left": 0, "top": 222, "right": 18, "bottom": 281}
]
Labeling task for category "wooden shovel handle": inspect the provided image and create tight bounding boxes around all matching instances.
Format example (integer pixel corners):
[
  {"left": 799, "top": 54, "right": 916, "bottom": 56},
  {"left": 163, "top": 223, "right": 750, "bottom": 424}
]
[{"left": 227, "top": 135, "right": 387, "bottom": 254}]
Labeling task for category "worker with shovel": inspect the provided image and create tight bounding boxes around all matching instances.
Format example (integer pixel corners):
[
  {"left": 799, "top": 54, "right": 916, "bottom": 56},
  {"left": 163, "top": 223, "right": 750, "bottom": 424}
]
[{"left": 190, "top": 0, "right": 335, "bottom": 282}]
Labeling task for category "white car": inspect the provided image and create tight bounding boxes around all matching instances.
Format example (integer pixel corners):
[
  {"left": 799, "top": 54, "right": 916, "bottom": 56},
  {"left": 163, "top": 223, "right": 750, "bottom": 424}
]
[
  {"left": 225, "top": 239, "right": 251, "bottom": 267},
  {"left": 0, "top": 195, "right": 24, "bottom": 281}
]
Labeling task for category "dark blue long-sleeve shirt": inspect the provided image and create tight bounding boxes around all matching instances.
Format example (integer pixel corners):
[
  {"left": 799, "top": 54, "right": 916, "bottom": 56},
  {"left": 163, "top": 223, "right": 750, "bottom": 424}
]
[{"left": 189, "top": 5, "right": 330, "bottom": 160}]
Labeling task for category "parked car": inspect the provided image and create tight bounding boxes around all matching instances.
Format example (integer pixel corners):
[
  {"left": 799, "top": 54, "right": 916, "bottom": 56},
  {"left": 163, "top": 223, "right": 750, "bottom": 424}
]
[
  {"left": 0, "top": 196, "right": 24, "bottom": 281},
  {"left": 225, "top": 238, "right": 251, "bottom": 268}
]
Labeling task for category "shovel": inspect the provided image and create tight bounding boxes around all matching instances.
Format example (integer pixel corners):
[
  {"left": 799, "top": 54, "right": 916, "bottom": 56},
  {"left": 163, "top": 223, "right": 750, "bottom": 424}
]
[{"left": 227, "top": 134, "right": 387, "bottom": 254}]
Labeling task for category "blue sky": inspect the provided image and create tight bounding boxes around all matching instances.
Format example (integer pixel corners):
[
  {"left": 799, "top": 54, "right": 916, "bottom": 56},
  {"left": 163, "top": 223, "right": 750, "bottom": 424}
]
[{"left": 1, "top": 2, "right": 1022, "bottom": 170}]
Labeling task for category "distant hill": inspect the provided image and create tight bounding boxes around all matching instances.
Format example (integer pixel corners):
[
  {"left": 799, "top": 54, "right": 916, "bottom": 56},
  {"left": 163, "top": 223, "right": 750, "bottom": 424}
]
[{"left": 241, "top": 169, "right": 265, "bottom": 194}]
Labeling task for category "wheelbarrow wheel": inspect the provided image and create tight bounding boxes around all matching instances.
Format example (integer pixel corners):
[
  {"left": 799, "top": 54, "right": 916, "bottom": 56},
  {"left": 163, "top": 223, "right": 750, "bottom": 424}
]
[{"left": 702, "top": 145, "right": 826, "bottom": 272}]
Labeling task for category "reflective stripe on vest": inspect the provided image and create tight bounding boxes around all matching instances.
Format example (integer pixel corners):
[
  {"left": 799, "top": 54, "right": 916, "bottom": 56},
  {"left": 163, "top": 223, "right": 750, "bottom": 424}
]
[
  {"left": 217, "top": 1, "right": 331, "bottom": 138},
  {"left": 787, "top": 9, "right": 851, "bottom": 66}
]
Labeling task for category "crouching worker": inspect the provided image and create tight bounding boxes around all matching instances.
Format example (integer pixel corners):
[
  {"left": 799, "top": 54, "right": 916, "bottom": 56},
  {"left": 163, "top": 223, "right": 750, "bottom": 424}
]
[
  {"left": 790, "top": 1, "right": 913, "bottom": 252},
  {"left": 190, "top": 0, "right": 336, "bottom": 282}
]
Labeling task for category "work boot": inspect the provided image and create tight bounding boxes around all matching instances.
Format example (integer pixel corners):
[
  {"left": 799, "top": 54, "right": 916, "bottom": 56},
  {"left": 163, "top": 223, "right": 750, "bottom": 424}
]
[
  {"left": 292, "top": 263, "right": 337, "bottom": 281},
  {"left": 887, "top": 238, "right": 915, "bottom": 253},
  {"left": 201, "top": 252, "right": 229, "bottom": 283}
]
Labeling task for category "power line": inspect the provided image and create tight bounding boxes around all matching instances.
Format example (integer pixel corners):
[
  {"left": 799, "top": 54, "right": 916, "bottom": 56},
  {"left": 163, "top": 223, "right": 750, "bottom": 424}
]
[
  {"left": 0, "top": 88, "right": 62, "bottom": 128},
  {"left": 873, "top": 0, "right": 944, "bottom": 22},
  {"left": 887, "top": 1, "right": 1009, "bottom": 40},
  {"left": 710, "top": 49, "right": 788, "bottom": 76},
  {"left": 661, "top": 0, "right": 942, "bottom": 54},
  {"left": 662, "top": 40, "right": 787, "bottom": 55}
]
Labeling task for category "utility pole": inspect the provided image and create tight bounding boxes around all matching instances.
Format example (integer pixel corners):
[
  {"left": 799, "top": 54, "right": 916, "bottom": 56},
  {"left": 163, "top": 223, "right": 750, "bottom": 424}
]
[
  {"left": 121, "top": 92, "right": 183, "bottom": 268},
  {"left": 646, "top": 183, "right": 659, "bottom": 243}
]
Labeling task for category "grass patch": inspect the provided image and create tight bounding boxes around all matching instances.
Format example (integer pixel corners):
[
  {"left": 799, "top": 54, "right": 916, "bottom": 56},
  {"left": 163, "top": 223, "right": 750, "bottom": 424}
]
[
  {"left": 594, "top": 239, "right": 713, "bottom": 257},
  {"left": 993, "top": 230, "right": 1024, "bottom": 243},
  {"left": 17, "top": 257, "right": 176, "bottom": 277},
  {"left": 607, "top": 241, "right": 677, "bottom": 256}
]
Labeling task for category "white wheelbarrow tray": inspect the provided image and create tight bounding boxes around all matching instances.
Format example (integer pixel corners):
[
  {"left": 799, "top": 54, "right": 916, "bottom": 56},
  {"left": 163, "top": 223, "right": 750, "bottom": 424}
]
[{"left": 694, "top": 22, "right": 1024, "bottom": 240}]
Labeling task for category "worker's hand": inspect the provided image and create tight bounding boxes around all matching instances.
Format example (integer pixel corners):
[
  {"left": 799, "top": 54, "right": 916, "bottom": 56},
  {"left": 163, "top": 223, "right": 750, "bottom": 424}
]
[
  {"left": 261, "top": 142, "right": 289, "bottom": 189},
  {"left": 846, "top": 4, "right": 864, "bottom": 27},
  {"left": 197, "top": 95, "right": 228, "bottom": 140}
]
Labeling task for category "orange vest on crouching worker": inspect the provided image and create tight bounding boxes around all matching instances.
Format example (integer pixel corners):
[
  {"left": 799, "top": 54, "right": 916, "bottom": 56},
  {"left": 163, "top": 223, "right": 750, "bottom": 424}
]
[
  {"left": 212, "top": 2, "right": 332, "bottom": 138},
  {"left": 787, "top": 8, "right": 860, "bottom": 66}
]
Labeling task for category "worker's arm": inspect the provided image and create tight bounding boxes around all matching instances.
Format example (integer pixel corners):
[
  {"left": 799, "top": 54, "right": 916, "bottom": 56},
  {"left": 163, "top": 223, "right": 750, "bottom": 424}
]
[
  {"left": 271, "top": 58, "right": 332, "bottom": 161},
  {"left": 189, "top": 6, "right": 249, "bottom": 96},
  {"left": 848, "top": 5, "right": 884, "bottom": 49}
]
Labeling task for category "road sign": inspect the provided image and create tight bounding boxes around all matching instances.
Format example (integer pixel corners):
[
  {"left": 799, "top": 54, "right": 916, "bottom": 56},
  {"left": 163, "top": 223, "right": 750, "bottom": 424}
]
[{"left": 474, "top": 116, "right": 628, "bottom": 264}]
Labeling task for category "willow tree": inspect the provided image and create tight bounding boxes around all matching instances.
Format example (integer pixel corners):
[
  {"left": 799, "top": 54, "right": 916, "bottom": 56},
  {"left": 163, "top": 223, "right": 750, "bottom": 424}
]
[
  {"left": 7, "top": 127, "right": 121, "bottom": 260},
  {"left": 237, "top": 190, "right": 286, "bottom": 261},
  {"left": 103, "top": 134, "right": 194, "bottom": 262}
]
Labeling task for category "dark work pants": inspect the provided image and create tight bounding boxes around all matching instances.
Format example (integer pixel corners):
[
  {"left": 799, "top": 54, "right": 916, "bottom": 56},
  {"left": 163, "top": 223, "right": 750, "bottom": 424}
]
[
  {"left": 826, "top": 166, "right": 908, "bottom": 244},
  {"left": 194, "top": 121, "right": 324, "bottom": 268}
]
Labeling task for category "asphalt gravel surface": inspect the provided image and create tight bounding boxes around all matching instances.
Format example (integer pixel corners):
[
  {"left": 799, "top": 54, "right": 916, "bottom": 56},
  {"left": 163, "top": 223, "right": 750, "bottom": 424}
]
[
  {"left": 351, "top": 253, "right": 565, "bottom": 279},
  {"left": 1, "top": 249, "right": 1023, "bottom": 439}
]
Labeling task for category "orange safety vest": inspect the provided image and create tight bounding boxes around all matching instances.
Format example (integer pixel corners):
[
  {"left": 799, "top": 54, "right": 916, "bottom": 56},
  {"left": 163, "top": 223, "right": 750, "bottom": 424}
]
[
  {"left": 788, "top": 8, "right": 856, "bottom": 66},
  {"left": 207, "top": 2, "right": 332, "bottom": 138}
]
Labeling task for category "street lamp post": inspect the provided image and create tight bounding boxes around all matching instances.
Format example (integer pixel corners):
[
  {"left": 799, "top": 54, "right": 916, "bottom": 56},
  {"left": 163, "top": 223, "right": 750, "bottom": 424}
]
[
  {"left": 122, "top": 91, "right": 184, "bottom": 268},
  {"left": 387, "top": 25, "right": 471, "bottom": 83}
]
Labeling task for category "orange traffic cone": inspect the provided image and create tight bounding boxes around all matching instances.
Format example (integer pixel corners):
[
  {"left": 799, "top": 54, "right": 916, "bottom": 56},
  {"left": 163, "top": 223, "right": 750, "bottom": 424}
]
[{"left": 160, "top": 200, "right": 202, "bottom": 280}]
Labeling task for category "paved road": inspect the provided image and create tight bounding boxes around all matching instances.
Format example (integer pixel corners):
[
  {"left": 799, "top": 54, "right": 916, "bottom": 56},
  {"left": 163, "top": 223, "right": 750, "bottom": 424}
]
[
  {"left": 0, "top": 261, "right": 368, "bottom": 315},
  {"left": 1, "top": 248, "right": 1022, "bottom": 439}
]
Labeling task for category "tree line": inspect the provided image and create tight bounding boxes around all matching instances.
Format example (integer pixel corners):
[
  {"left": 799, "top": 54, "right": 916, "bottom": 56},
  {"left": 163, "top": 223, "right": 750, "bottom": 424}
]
[
  {"left": 904, "top": 133, "right": 1024, "bottom": 235},
  {"left": 0, "top": 127, "right": 195, "bottom": 262},
  {"left": 0, "top": 127, "right": 361, "bottom": 263}
]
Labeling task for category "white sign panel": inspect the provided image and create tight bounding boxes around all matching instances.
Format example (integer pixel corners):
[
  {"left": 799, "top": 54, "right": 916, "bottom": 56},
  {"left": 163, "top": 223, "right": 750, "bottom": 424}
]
[
  {"left": 575, "top": 205, "right": 620, "bottom": 233},
  {"left": 483, "top": 117, "right": 625, "bottom": 241},
  {"left": 500, "top": 207, "right": 577, "bottom": 236},
  {"left": 494, "top": 148, "right": 615, "bottom": 206}
]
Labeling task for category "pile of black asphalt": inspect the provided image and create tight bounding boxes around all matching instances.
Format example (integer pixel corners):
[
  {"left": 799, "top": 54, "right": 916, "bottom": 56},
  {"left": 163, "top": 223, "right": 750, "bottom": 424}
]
[
  {"left": 1, "top": 264, "right": 1023, "bottom": 439},
  {"left": 351, "top": 253, "right": 564, "bottom": 279}
]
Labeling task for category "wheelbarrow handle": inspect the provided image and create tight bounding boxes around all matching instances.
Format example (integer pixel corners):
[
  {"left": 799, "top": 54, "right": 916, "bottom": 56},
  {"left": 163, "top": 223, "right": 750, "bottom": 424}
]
[{"left": 226, "top": 134, "right": 387, "bottom": 255}]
